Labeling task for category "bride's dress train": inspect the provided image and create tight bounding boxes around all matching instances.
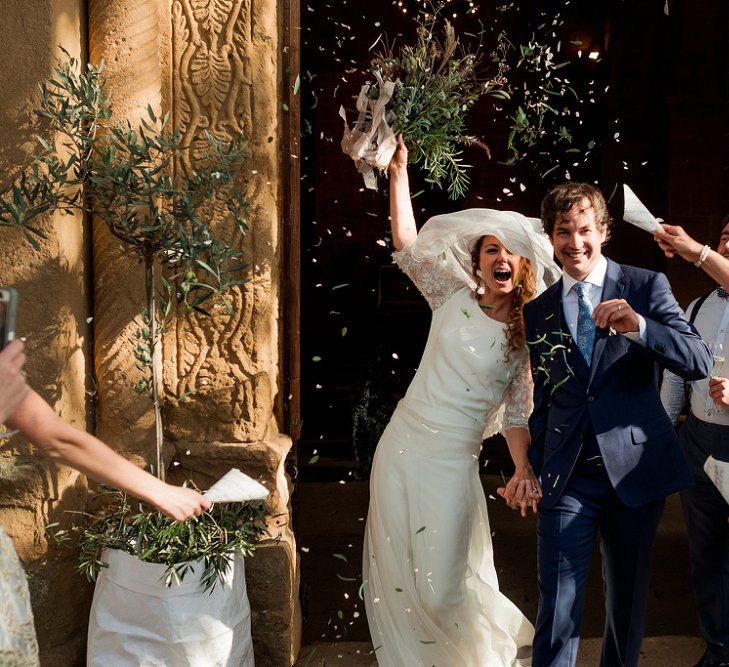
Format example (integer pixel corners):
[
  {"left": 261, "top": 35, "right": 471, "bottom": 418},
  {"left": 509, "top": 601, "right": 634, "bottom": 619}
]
[{"left": 363, "top": 242, "right": 535, "bottom": 667}]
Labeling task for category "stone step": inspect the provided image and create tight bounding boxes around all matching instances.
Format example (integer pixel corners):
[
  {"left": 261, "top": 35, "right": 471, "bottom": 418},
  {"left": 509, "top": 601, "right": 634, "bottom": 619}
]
[{"left": 294, "top": 637, "right": 706, "bottom": 666}]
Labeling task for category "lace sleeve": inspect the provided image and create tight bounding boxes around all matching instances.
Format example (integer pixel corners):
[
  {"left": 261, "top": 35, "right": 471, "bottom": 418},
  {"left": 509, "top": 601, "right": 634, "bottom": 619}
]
[
  {"left": 503, "top": 351, "right": 534, "bottom": 431},
  {"left": 0, "top": 528, "right": 40, "bottom": 666},
  {"left": 392, "top": 243, "right": 462, "bottom": 311}
]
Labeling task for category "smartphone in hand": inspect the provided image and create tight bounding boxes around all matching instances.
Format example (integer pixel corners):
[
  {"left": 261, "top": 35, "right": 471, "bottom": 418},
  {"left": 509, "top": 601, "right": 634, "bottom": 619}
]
[{"left": 0, "top": 288, "right": 18, "bottom": 350}]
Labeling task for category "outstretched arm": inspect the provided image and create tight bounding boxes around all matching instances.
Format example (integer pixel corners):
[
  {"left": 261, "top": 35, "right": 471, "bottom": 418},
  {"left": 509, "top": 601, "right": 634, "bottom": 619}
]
[
  {"left": 389, "top": 135, "right": 417, "bottom": 251},
  {"left": 6, "top": 389, "right": 210, "bottom": 522},
  {"left": 388, "top": 136, "right": 462, "bottom": 310},
  {"left": 654, "top": 223, "right": 729, "bottom": 292}
]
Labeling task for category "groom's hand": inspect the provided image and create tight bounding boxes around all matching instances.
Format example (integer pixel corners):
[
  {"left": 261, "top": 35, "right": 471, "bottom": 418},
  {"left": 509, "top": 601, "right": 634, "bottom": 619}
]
[
  {"left": 497, "top": 466, "right": 542, "bottom": 517},
  {"left": 592, "top": 298, "right": 640, "bottom": 334}
]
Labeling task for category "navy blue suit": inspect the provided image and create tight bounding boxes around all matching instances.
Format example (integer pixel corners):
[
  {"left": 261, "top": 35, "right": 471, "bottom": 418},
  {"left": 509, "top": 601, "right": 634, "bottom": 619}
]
[{"left": 524, "top": 259, "right": 712, "bottom": 667}]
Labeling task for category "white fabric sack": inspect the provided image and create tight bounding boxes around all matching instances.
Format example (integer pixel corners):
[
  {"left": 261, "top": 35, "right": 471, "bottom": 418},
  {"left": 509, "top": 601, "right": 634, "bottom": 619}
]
[
  {"left": 205, "top": 469, "right": 269, "bottom": 503},
  {"left": 623, "top": 184, "right": 663, "bottom": 233},
  {"left": 704, "top": 455, "right": 729, "bottom": 504},
  {"left": 87, "top": 549, "right": 253, "bottom": 667}
]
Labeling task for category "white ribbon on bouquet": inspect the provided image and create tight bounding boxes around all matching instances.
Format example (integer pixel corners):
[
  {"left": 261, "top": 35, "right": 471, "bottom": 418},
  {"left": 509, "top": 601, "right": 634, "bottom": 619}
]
[{"left": 339, "top": 70, "right": 398, "bottom": 190}]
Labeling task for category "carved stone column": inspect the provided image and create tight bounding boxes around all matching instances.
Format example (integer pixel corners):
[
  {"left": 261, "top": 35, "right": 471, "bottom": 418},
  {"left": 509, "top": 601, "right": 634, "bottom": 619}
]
[
  {"left": 0, "top": 2, "right": 92, "bottom": 663},
  {"left": 88, "top": 0, "right": 163, "bottom": 463},
  {"left": 163, "top": 1, "right": 300, "bottom": 664}
]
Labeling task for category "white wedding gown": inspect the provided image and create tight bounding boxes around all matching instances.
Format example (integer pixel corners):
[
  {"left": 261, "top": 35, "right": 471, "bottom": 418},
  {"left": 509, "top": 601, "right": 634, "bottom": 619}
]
[
  {"left": 0, "top": 526, "right": 39, "bottom": 666},
  {"left": 363, "top": 245, "right": 534, "bottom": 666}
]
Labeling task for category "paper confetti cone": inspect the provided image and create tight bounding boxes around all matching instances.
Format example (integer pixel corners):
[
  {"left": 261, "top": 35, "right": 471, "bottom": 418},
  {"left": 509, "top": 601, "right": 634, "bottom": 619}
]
[
  {"left": 703, "top": 455, "right": 729, "bottom": 504},
  {"left": 204, "top": 468, "right": 269, "bottom": 503},
  {"left": 623, "top": 184, "right": 663, "bottom": 234}
]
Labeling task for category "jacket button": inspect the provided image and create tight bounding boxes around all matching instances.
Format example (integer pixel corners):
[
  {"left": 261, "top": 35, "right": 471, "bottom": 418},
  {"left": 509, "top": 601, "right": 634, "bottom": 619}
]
[{"left": 588, "top": 396, "right": 595, "bottom": 402}]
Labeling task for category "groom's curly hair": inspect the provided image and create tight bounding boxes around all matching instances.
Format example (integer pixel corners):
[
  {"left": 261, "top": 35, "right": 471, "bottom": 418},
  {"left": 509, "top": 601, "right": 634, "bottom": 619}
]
[
  {"left": 541, "top": 182, "right": 612, "bottom": 242},
  {"left": 470, "top": 238, "right": 537, "bottom": 362}
]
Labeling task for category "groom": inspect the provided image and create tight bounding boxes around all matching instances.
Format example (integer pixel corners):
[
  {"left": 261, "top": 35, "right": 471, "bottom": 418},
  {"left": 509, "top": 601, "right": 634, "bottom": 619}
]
[{"left": 523, "top": 182, "right": 712, "bottom": 666}]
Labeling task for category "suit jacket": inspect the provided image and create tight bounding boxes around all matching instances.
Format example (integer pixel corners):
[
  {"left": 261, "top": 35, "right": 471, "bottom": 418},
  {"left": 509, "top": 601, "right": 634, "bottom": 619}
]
[{"left": 524, "top": 259, "right": 712, "bottom": 509}]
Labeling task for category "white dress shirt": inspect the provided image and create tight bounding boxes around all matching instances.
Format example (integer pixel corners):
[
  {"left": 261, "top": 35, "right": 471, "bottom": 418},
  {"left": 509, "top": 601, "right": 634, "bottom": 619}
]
[
  {"left": 661, "top": 291, "right": 729, "bottom": 426},
  {"left": 561, "top": 255, "right": 646, "bottom": 346}
]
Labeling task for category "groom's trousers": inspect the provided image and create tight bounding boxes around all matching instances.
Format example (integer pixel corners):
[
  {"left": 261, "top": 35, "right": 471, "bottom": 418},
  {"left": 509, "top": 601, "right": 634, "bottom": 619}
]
[
  {"left": 533, "top": 455, "right": 665, "bottom": 667},
  {"left": 680, "top": 413, "right": 729, "bottom": 663}
]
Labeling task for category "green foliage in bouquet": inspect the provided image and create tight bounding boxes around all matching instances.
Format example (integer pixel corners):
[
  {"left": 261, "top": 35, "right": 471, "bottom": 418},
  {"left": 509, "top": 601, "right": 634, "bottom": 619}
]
[
  {"left": 0, "top": 50, "right": 250, "bottom": 480},
  {"left": 48, "top": 488, "right": 268, "bottom": 593},
  {"left": 372, "top": 10, "right": 508, "bottom": 199}
]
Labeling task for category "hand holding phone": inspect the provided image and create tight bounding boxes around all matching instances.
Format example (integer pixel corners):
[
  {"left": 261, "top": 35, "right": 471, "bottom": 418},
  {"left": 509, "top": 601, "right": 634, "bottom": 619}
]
[
  {"left": 0, "top": 340, "right": 29, "bottom": 424},
  {"left": 0, "top": 288, "right": 18, "bottom": 350}
]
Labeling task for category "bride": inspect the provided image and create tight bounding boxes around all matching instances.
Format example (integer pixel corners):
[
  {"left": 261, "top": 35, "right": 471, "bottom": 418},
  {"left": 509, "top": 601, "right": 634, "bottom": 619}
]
[{"left": 363, "top": 137, "right": 560, "bottom": 666}]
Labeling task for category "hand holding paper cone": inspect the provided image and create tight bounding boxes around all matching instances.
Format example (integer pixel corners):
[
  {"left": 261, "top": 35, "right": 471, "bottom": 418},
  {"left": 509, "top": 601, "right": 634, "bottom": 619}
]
[{"left": 653, "top": 223, "right": 706, "bottom": 262}]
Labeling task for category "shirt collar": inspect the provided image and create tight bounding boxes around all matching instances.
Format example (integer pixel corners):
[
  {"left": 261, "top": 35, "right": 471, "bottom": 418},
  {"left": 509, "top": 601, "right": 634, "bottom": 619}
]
[{"left": 562, "top": 255, "right": 608, "bottom": 296}]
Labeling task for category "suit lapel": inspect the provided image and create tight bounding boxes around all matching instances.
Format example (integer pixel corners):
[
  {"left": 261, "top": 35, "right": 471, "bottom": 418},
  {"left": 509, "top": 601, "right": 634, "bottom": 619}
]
[{"left": 588, "top": 259, "right": 625, "bottom": 385}]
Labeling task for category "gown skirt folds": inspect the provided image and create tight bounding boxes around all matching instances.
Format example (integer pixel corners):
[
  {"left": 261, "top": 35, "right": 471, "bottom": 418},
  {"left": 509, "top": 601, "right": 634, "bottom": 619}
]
[
  {"left": 362, "top": 214, "right": 560, "bottom": 667},
  {"left": 364, "top": 395, "right": 534, "bottom": 666}
]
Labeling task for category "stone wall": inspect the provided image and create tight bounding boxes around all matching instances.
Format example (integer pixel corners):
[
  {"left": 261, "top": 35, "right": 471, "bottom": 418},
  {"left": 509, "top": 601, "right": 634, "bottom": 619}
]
[
  {"left": 162, "top": 1, "right": 300, "bottom": 662},
  {"left": 0, "top": 1, "right": 93, "bottom": 664}
]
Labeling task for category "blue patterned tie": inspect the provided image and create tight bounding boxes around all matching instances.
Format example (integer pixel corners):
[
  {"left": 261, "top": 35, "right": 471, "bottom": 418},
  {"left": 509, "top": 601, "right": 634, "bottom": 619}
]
[
  {"left": 718, "top": 287, "right": 728, "bottom": 299},
  {"left": 574, "top": 282, "right": 596, "bottom": 364}
]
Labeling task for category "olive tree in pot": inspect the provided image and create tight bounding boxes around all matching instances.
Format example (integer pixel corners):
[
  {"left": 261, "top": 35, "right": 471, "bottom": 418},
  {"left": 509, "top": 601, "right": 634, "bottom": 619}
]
[{"left": 2, "top": 52, "right": 267, "bottom": 666}]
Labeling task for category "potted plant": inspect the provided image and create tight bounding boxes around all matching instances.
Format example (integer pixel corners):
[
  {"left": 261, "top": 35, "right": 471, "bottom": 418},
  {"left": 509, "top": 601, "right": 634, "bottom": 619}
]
[{"left": 3, "top": 51, "right": 267, "bottom": 665}]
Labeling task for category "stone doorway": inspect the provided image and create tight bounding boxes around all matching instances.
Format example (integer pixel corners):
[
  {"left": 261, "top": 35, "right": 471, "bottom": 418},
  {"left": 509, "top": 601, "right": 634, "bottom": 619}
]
[{"left": 294, "top": 0, "right": 729, "bottom": 657}]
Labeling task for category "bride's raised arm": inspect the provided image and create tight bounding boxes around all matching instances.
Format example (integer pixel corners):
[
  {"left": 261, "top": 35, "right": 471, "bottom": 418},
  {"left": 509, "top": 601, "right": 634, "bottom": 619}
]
[
  {"left": 388, "top": 135, "right": 418, "bottom": 250},
  {"left": 387, "top": 136, "right": 464, "bottom": 310}
]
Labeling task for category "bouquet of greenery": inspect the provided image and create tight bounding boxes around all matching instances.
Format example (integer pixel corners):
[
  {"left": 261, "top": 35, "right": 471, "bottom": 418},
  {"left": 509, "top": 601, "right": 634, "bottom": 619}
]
[
  {"left": 49, "top": 488, "right": 268, "bottom": 593},
  {"left": 340, "top": 7, "right": 508, "bottom": 199}
]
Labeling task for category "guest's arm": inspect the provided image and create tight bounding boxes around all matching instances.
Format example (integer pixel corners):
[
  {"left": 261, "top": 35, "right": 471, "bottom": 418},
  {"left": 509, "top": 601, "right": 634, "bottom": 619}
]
[
  {"left": 4, "top": 383, "right": 210, "bottom": 522},
  {"left": 708, "top": 377, "right": 729, "bottom": 409},
  {"left": 654, "top": 224, "right": 729, "bottom": 292}
]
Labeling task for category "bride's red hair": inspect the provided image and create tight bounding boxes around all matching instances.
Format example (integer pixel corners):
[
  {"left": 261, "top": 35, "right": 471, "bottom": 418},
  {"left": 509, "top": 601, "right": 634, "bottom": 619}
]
[{"left": 470, "top": 237, "right": 537, "bottom": 361}]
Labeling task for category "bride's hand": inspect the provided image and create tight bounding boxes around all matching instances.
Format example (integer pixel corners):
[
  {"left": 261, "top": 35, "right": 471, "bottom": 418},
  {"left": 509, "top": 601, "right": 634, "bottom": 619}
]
[
  {"left": 388, "top": 134, "right": 408, "bottom": 175},
  {"left": 497, "top": 465, "right": 542, "bottom": 517}
]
